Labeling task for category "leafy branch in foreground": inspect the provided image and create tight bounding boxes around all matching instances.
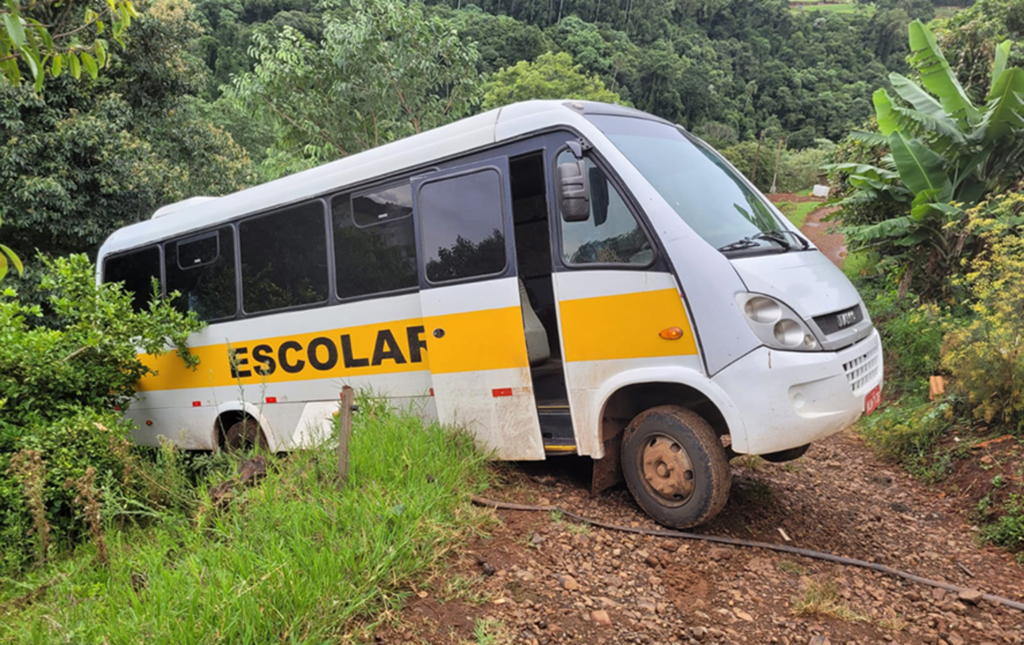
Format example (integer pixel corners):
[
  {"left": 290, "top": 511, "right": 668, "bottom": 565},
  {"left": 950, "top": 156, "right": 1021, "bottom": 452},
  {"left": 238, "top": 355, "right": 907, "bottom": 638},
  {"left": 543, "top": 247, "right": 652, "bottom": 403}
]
[
  {"left": 1, "top": 0, "right": 139, "bottom": 90},
  {"left": 827, "top": 20, "right": 1024, "bottom": 291}
]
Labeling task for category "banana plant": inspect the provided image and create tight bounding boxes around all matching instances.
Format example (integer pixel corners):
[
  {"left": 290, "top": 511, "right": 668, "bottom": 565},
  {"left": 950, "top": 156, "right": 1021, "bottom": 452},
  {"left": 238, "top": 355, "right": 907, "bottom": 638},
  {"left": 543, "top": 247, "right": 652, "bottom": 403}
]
[
  {"left": 828, "top": 20, "right": 1024, "bottom": 256},
  {"left": 0, "top": 215, "right": 23, "bottom": 282}
]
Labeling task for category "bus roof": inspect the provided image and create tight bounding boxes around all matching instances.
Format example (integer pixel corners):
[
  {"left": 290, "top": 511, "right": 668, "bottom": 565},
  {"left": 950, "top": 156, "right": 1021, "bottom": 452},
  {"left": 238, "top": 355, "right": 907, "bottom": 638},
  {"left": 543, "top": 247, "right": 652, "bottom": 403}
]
[{"left": 97, "top": 100, "right": 655, "bottom": 259}]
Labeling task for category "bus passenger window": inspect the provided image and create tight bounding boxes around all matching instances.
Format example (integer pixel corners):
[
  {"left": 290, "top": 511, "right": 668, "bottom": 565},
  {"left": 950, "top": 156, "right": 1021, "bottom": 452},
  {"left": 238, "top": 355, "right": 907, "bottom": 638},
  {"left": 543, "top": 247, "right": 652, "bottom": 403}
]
[
  {"left": 332, "top": 183, "right": 418, "bottom": 299},
  {"left": 420, "top": 169, "right": 506, "bottom": 283},
  {"left": 164, "top": 226, "right": 237, "bottom": 321},
  {"left": 240, "top": 202, "right": 329, "bottom": 313},
  {"left": 557, "top": 151, "right": 653, "bottom": 267},
  {"left": 103, "top": 246, "right": 161, "bottom": 312}
]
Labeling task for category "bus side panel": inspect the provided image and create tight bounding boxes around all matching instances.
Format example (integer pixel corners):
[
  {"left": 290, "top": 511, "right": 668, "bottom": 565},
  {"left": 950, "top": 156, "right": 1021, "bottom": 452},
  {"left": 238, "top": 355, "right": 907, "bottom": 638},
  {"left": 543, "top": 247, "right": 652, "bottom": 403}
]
[
  {"left": 126, "top": 294, "right": 433, "bottom": 450},
  {"left": 553, "top": 271, "right": 702, "bottom": 457}
]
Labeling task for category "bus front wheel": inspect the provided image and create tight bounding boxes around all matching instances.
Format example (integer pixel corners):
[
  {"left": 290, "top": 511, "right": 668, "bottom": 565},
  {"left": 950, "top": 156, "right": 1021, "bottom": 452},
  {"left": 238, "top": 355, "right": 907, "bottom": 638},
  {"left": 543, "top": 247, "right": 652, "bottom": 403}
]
[{"left": 621, "top": 405, "right": 731, "bottom": 529}]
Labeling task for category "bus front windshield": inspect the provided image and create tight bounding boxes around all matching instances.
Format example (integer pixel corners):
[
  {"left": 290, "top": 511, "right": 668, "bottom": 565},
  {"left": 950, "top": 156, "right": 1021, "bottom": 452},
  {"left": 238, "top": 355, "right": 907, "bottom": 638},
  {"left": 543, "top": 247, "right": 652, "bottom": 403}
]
[{"left": 587, "top": 115, "right": 800, "bottom": 255}]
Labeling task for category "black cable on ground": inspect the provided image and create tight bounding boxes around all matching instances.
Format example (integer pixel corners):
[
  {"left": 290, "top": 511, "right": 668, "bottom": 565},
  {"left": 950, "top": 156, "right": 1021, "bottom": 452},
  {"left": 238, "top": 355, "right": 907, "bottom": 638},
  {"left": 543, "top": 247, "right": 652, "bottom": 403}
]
[{"left": 472, "top": 496, "right": 1024, "bottom": 614}]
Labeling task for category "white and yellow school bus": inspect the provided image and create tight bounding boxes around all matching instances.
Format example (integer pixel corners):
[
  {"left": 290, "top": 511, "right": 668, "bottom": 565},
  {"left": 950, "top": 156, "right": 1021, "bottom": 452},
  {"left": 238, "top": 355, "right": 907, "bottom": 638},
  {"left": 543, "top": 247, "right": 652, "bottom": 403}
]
[{"left": 97, "top": 101, "right": 882, "bottom": 527}]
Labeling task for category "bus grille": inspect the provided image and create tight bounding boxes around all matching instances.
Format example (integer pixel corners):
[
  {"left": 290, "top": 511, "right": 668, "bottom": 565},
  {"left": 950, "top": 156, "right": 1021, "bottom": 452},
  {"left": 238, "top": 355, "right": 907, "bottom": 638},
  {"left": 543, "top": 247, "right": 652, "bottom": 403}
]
[{"left": 843, "top": 342, "right": 881, "bottom": 393}]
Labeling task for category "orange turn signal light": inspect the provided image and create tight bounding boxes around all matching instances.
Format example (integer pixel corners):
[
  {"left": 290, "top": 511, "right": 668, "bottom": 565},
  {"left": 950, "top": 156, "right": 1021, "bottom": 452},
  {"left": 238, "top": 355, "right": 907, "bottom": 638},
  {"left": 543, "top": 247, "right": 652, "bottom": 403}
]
[{"left": 659, "top": 327, "right": 684, "bottom": 340}]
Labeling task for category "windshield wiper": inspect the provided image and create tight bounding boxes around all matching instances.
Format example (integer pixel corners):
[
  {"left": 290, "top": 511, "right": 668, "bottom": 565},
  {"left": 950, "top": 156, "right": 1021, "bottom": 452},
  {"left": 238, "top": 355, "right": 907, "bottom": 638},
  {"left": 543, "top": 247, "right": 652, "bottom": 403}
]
[
  {"left": 757, "top": 229, "right": 810, "bottom": 250},
  {"left": 717, "top": 237, "right": 761, "bottom": 252},
  {"left": 718, "top": 232, "right": 790, "bottom": 253}
]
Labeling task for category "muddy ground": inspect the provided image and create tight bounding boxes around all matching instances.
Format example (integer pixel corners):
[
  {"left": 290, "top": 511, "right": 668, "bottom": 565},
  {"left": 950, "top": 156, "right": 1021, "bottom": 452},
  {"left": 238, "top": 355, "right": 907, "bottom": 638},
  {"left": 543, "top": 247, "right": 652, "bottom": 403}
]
[{"left": 377, "top": 433, "right": 1024, "bottom": 645}]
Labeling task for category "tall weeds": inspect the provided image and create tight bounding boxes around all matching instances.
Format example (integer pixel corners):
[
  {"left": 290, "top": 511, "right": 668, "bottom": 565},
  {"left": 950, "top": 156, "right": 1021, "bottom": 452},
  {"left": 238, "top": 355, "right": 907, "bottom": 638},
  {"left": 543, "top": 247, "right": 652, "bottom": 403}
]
[{"left": 7, "top": 450, "right": 50, "bottom": 564}]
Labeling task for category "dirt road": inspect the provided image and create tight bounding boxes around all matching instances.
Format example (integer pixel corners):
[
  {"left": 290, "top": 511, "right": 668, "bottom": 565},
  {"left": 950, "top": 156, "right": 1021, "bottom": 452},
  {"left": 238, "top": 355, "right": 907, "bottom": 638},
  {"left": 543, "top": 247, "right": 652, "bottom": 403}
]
[{"left": 379, "top": 433, "right": 1024, "bottom": 644}]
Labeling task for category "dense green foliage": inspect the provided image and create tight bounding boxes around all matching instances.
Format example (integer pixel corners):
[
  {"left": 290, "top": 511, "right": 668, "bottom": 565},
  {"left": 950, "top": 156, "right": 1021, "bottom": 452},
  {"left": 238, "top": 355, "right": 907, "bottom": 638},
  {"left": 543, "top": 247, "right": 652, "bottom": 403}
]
[
  {"left": 2, "top": 0, "right": 984, "bottom": 263},
  {"left": 0, "top": 0, "right": 254, "bottom": 257},
  {"left": 482, "top": 50, "right": 620, "bottom": 109},
  {"left": 0, "top": 255, "right": 202, "bottom": 571},
  {"left": 830, "top": 20, "right": 1024, "bottom": 294},
  {"left": 0, "top": 402, "right": 491, "bottom": 642},
  {"left": 1, "top": 0, "right": 138, "bottom": 89},
  {"left": 229, "top": 0, "right": 482, "bottom": 177}
]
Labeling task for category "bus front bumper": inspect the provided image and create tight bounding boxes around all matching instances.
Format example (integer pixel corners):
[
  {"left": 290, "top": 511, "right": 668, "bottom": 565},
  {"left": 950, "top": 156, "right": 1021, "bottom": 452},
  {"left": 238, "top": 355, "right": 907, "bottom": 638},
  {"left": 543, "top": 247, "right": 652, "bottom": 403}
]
[{"left": 712, "top": 330, "right": 883, "bottom": 455}]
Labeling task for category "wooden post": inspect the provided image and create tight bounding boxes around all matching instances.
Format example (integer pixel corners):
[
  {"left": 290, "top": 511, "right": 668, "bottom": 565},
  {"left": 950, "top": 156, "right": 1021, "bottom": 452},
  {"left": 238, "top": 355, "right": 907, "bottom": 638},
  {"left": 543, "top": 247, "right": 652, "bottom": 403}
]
[{"left": 338, "top": 385, "right": 354, "bottom": 487}]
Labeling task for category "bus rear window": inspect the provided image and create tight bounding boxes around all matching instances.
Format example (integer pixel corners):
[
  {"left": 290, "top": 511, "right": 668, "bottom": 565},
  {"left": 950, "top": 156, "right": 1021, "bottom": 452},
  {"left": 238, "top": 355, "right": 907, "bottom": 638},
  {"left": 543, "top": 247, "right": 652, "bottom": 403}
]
[{"left": 104, "top": 246, "right": 161, "bottom": 312}]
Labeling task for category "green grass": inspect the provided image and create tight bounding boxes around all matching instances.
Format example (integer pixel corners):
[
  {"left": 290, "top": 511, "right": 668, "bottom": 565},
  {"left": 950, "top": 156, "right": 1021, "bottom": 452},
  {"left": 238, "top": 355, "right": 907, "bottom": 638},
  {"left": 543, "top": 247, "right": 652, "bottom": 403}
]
[
  {"left": 774, "top": 200, "right": 820, "bottom": 228},
  {"left": 789, "top": 2, "right": 875, "bottom": 16},
  {"left": 0, "top": 403, "right": 490, "bottom": 644}
]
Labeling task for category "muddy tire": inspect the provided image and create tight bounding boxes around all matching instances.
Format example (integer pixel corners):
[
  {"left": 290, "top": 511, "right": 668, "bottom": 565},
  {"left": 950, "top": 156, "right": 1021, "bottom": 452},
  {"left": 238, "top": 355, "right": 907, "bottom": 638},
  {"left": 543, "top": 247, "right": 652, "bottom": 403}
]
[
  {"left": 621, "top": 405, "right": 731, "bottom": 529},
  {"left": 223, "top": 417, "right": 268, "bottom": 452}
]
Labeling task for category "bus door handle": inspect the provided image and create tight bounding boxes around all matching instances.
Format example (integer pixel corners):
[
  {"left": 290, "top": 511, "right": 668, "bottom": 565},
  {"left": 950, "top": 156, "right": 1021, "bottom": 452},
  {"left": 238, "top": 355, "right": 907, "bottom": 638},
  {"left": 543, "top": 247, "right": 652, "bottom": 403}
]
[{"left": 433, "top": 328, "right": 445, "bottom": 339}]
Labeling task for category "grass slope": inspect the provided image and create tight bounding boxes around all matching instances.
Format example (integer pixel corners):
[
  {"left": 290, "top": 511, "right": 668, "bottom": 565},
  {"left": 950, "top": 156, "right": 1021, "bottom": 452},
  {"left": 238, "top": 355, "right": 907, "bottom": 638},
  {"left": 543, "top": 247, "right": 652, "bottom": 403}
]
[{"left": 0, "top": 402, "right": 490, "bottom": 644}]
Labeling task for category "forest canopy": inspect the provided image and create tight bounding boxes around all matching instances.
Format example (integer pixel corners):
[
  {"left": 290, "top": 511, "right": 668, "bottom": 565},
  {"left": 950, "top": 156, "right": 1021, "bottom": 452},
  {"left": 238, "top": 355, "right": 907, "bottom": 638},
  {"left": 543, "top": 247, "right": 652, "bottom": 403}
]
[{"left": 0, "top": 0, "right": 999, "bottom": 260}]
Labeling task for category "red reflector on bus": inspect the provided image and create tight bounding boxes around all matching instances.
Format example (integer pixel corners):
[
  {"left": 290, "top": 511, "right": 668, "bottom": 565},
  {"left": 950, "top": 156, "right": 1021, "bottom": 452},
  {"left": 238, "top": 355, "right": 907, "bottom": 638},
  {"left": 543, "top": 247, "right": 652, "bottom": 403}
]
[
  {"left": 191, "top": 401, "right": 201, "bottom": 407},
  {"left": 145, "top": 420, "right": 153, "bottom": 426},
  {"left": 265, "top": 397, "right": 277, "bottom": 404},
  {"left": 429, "top": 388, "right": 434, "bottom": 396},
  {"left": 492, "top": 388, "right": 513, "bottom": 397}
]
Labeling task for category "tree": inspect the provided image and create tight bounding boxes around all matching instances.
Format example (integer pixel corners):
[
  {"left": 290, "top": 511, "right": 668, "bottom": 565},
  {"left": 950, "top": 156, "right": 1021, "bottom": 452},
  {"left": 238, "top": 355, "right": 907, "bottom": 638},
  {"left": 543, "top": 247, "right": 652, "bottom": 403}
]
[
  {"left": 229, "top": 0, "right": 482, "bottom": 177},
  {"left": 0, "top": 0, "right": 254, "bottom": 257},
  {"left": 1, "top": 0, "right": 139, "bottom": 89},
  {"left": 482, "top": 51, "right": 622, "bottom": 110},
  {"left": 830, "top": 20, "right": 1024, "bottom": 293}
]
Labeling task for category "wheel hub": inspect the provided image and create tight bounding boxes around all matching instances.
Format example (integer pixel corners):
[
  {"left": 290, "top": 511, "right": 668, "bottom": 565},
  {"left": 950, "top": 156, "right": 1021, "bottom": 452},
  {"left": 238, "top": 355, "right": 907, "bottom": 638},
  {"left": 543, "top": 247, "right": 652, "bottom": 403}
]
[{"left": 640, "top": 434, "right": 695, "bottom": 505}]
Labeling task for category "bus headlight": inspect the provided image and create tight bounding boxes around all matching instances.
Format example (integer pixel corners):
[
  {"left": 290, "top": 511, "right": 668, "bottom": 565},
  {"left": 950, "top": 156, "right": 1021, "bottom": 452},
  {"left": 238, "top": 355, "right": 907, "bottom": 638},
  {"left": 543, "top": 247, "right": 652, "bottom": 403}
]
[{"left": 737, "top": 293, "right": 822, "bottom": 351}]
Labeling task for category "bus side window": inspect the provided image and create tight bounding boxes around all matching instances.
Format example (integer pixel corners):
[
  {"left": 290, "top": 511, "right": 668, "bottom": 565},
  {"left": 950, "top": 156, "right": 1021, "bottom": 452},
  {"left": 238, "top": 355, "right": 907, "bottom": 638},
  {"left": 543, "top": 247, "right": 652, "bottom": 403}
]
[
  {"left": 103, "top": 246, "right": 161, "bottom": 312},
  {"left": 240, "top": 201, "right": 329, "bottom": 313},
  {"left": 332, "top": 182, "right": 418, "bottom": 299},
  {"left": 164, "top": 226, "right": 238, "bottom": 321},
  {"left": 420, "top": 168, "right": 507, "bottom": 283},
  {"left": 557, "top": 151, "right": 653, "bottom": 267}
]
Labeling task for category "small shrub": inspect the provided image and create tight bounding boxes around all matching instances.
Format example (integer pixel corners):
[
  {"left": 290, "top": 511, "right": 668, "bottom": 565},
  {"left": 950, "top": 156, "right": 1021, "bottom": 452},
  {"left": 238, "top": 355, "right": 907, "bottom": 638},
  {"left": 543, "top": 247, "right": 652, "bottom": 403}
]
[
  {"left": 859, "top": 399, "right": 952, "bottom": 479},
  {"left": 861, "top": 280, "right": 949, "bottom": 397},
  {"left": 942, "top": 196, "right": 1024, "bottom": 431},
  {"left": 980, "top": 493, "right": 1024, "bottom": 552},
  {"left": 793, "top": 579, "right": 864, "bottom": 622}
]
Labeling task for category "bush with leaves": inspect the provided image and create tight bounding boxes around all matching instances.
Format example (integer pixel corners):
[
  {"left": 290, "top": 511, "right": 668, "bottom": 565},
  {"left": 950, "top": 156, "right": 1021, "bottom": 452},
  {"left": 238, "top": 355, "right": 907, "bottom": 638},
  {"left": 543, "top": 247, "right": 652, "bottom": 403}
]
[
  {"left": 481, "top": 51, "right": 622, "bottom": 110},
  {"left": 941, "top": 193, "right": 1024, "bottom": 430},
  {"left": 0, "top": 0, "right": 138, "bottom": 90},
  {"left": 0, "top": 254, "right": 202, "bottom": 572},
  {"left": 828, "top": 20, "right": 1024, "bottom": 295}
]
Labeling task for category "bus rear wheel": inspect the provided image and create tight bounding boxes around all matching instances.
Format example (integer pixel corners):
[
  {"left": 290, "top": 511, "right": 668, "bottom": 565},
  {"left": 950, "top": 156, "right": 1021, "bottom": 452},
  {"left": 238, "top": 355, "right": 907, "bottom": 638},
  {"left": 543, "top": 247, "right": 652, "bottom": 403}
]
[
  {"left": 223, "top": 417, "right": 268, "bottom": 452},
  {"left": 621, "top": 405, "right": 731, "bottom": 529}
]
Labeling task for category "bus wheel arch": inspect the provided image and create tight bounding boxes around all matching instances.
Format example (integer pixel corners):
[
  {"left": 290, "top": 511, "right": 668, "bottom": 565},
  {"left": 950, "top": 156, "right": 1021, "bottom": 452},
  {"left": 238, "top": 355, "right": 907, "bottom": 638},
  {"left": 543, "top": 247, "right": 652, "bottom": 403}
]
[
  {"left": 591, "top": 380, "right": 734, "bottom": 496},
  {"left": 214, "top": 405, "right": 272, "bottom": 452}
]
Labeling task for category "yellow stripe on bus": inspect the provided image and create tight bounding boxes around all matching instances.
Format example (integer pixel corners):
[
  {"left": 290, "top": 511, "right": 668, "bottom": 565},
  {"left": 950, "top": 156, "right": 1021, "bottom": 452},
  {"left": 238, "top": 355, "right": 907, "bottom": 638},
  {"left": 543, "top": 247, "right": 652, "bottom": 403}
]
[
  {"left": 422, "top": 306, "right": 530, "bottom": 374},
  {"left": 559, "top": 288, "right": 697, "bottom": 362},
  {"left": 137, "top": 307, "right": 530, "bottom": 391}
]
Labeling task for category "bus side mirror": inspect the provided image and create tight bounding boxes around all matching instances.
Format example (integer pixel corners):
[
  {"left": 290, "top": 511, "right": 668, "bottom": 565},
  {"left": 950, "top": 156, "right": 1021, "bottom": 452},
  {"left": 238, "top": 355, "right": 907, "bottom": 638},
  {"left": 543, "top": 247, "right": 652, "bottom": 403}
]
[{"left": 557, "top": 158, "right": 590, "bottom": 222}]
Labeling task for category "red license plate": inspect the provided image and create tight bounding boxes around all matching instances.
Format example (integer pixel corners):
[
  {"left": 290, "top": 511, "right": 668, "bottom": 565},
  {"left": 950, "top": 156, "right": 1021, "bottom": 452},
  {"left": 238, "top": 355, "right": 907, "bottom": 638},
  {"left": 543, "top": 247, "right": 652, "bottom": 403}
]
[{"left": 865, "top": 385, "right": 881, "bottom": 415}]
